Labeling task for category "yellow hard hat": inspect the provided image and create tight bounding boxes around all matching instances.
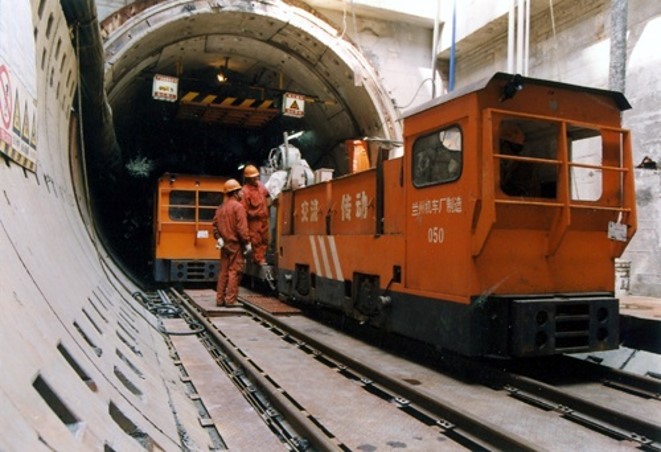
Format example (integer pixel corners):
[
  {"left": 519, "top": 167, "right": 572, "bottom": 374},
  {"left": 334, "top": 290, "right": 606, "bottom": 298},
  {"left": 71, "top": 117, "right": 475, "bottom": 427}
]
[
  {"left": 500, "top": 123, "right": 525, "bottom": 145},
  {"left": 223, "top": 178, "right": 242, "bottom": 194},
  {"left": 243, "top": 164, "right": 259, "bottom": 178}
]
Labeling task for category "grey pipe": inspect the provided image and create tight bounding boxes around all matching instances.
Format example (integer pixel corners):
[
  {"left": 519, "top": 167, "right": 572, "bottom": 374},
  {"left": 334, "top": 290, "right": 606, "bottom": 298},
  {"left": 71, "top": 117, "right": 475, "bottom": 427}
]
[{"left": 609, "top": 0, "right": 628, "bottom": 93}]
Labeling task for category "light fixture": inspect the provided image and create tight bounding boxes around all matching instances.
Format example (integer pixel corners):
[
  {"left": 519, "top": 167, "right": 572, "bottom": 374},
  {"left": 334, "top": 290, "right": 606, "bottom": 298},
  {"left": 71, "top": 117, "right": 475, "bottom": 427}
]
[
  {"left": 217, "top": 56, "right": 230, "bottom": 84},
  {"left": 288, "top": 130, "right": 304, "bottom": 140}
]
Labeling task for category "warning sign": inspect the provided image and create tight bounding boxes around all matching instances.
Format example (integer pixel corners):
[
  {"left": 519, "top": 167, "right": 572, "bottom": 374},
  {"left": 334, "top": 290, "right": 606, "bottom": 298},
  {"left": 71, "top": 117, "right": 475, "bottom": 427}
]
[
  {"left": 0, "top": 65, "right": 11, "bottom": 130},
  {"left": 282, "top": 92, "right": 305, "bottom": 118},
  {"left": 1, "top": 0, "right": 38, "bottom": 172},
  {"left": 152, "top": 74, "right": 178, "bottom": 102},
  {"left": 0, "top": 62, "right": 37, "bottom": 172}
]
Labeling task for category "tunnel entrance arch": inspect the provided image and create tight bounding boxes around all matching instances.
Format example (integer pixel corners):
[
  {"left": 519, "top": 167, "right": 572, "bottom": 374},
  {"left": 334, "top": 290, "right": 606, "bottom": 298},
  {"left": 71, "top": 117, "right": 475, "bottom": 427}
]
[
  {"left": 102, "top": 0, "right": 401, "bottom": 165},
  {"left": 93, "top": 0, "right": 402, "bottom": 285}
]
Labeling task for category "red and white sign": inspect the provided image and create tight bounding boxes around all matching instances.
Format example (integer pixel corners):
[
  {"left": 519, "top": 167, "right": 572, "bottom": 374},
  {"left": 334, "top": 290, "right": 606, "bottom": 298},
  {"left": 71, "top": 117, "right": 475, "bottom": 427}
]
[
  {"left": 282, "top": 92, "right": 305, "bottom": 118},
  {"left": 0, "top": 62, "right": 37, "bottom": 171},
  {"left": 1, "top": 0, "right": 38, "bottom": 172},
  {"left": 0, "top": 65, "right": 11, "bottom": 130},
  {"left": 152, "top": 74, "right": 178, "bottom": 102}
]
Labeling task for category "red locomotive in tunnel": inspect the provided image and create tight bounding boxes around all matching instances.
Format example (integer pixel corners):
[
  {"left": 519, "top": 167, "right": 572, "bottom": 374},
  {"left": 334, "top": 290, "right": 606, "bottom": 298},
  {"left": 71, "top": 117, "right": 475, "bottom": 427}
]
[{"left": 155, "top": 73, "right": 637, "bottom": 357}]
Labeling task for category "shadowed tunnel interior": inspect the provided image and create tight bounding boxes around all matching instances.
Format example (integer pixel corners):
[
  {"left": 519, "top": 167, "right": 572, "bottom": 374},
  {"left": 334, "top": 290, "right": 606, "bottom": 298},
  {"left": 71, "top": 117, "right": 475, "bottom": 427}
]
[{"left": 63, "top": 0, "right": 400, "bottom": 286}]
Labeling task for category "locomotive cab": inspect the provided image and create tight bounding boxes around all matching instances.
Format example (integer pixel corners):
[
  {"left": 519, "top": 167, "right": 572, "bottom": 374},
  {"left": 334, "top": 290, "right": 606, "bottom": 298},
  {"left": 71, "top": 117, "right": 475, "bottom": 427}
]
[
  {"left": 276, "top": 73, "right": 636, "bottom": 358},
  {"left": 153, "top": 173, "right": 226, "bottom": 283}
]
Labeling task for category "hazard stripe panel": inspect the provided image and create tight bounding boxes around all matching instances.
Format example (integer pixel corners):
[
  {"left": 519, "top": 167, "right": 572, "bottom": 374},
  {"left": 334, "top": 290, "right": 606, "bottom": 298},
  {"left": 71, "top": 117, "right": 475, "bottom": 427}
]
[
  {"left": 0, "top": 140, "right": 37, "bottom": 172},
  {"left": 308, "top": 235, "right": 344, "bottom": 281},
  {"left": 176, "top": 92, "right": 279, "bottom": 128}
]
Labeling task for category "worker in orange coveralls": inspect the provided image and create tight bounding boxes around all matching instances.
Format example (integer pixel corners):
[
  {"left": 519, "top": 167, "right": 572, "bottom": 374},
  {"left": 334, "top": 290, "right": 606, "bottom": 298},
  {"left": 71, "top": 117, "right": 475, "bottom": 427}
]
[
  {"left": 241, "top": 164, "right": 271, "bottom": 266},
  {"left": 212, "top": 179, "right": 251, "bottom": 306}
]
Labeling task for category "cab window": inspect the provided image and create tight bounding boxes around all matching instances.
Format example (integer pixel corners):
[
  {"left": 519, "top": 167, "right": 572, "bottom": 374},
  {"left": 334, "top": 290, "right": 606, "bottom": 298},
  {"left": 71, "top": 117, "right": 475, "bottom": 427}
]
[
  {"left": 198, "top": 191, "right": 223, "bottom": 221},
  {"left": 498, "top": 119, "right": 559, "bottom": 198},
  {"left": 413, "top": 125, "right": 462, "bottom": 187},
  {"left": 568, "top": 126, "right": 603, "bottom": 201},
  {"left": 169, "top": 190, "right": 222, "bottom": 221}
]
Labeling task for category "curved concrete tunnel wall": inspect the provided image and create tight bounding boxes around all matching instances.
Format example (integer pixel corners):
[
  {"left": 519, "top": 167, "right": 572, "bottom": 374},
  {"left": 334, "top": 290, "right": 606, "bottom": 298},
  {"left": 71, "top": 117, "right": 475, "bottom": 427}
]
[
  {"left": 1, "top": 1, "right": 219, "bottom": 449},
  {"left": 0, "top": 0, "right": 402, "bottom": 449}
]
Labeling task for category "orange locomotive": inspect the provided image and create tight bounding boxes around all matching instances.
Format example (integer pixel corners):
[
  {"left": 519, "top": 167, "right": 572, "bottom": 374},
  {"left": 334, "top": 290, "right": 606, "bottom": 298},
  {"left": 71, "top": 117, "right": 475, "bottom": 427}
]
[
  {"left": 275, "top": 73, "right": 637, "bottom": 357},
  {"left": 153, "top": 173, "right": 226, "bottom": 282}
]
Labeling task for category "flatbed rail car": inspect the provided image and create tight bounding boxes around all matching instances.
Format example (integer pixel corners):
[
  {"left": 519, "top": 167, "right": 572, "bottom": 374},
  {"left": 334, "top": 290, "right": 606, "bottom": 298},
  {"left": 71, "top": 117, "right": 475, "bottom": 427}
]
[
  {"left": 275, "top": 73, "right": 637, "bottom": 358},
  {"left": 153, "top": 173, "right": 225, "bottom": 283}
]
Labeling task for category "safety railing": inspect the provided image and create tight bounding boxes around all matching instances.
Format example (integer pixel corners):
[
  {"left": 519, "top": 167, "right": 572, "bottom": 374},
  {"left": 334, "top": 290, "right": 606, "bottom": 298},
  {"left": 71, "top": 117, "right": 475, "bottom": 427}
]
[
  {"left": 472, "top": 109, "right": 636, "bottom": 257},
  {"left": 156, "top": 187, "right": 219, "bottom": 246}
]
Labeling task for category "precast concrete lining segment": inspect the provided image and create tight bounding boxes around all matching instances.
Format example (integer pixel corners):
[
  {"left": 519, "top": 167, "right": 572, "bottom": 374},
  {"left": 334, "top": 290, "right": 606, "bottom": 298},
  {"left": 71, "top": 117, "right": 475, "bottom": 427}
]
[{"left": 102, "top": 0, "right": 401, "bottom": 141}]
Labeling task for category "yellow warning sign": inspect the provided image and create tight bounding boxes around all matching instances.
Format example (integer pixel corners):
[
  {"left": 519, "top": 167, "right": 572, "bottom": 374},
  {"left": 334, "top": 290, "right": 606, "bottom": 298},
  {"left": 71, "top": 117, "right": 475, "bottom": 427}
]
[
  {"left": 12, "top": 89, "right": 20, "bottom": 133},
  {"left": 22, "top": 100, "right": 29, "bottom": 140},
  {"left": 282, "top": 92, "right": 305, "bottom": 118}
]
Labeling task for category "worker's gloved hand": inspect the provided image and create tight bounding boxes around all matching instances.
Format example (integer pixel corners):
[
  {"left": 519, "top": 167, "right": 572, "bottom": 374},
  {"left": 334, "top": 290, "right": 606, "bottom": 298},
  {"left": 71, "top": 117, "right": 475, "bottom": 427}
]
[
  {"left": 244, "top": 243, "right": 252, "bottom": 254},
  {"left": 216, "top": 238, "right": 224, "bottom": 250}
]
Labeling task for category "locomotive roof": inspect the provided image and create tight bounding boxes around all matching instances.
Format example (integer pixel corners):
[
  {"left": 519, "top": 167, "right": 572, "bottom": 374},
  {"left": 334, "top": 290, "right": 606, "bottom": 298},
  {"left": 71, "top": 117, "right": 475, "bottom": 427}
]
[{"left": 404, "top": 72, "right": 631, "bottom": 118}]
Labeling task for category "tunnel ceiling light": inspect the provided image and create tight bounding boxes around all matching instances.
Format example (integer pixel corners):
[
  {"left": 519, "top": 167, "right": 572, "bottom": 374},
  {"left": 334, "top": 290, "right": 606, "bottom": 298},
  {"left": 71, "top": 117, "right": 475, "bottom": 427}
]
[
  {"left": 217, "top": 56, "right": 230, "bottom": 84},
  {"left": 288, "top": 130, "right": 304, "bottom": 140}
]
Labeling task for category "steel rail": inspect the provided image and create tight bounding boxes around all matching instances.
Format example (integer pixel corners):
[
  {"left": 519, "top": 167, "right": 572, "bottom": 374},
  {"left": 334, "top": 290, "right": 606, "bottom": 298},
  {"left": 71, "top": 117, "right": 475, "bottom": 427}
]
[
  {"left": 501, "top": 372, "right": 661, "bottom": 446},
  {"left": 461, "top": 353, "right": 661, "bottom": 447},
  {"left": 237, "top": 295, "right": 539, "bottom": 451},
  {"left": 169, "top": 288, "right": 344, "bottom": 451},
  {"left": 565, "top": 356, "right": 661, "bottom": 400}
]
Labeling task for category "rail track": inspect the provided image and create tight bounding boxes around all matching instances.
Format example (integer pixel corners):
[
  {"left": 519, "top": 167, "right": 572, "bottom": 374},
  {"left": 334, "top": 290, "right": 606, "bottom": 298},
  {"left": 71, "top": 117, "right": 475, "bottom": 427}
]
[{"left": 144, "top": 287, "right": 661, "bottom": 451}]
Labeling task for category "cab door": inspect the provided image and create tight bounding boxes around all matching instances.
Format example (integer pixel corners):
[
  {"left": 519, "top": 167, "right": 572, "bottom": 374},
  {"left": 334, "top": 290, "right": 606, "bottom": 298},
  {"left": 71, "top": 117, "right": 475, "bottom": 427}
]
[{"left": 404, "top": 122, "right": 471, "bottom": 300}]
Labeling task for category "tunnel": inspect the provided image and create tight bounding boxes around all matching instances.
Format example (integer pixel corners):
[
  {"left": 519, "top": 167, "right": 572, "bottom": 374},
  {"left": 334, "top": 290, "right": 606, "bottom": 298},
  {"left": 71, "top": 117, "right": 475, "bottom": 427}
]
[{"left": 67, "top": 0, "right": 401, "bottom": 285}]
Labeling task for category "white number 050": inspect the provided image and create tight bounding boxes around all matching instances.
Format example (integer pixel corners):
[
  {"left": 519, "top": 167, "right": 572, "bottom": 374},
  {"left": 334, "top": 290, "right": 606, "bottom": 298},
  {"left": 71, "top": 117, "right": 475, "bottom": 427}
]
[{"left": 427, "top": 226, "right": 445, "bottom": 243}]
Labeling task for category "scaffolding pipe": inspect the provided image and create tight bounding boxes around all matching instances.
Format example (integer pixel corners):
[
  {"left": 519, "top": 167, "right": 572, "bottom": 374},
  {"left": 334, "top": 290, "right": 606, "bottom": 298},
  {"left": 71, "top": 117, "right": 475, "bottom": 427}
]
[
  {"left": 516, "top": 0, "right": 524, "bottom": 73},
  {"left": 431, "top": 0, "right": 441, "bottom": 98},
  {"left": 524, "top": 0, "right": 530, "bottom": 75},
  {"left": 508, "top": 0, "right": 515, "bottom": 73},
  {"left": 449, "top": 0, "right": 457, "bottom": 91},
  {"left": 609, "top": 0, "right": 628, "bottom": 92}
]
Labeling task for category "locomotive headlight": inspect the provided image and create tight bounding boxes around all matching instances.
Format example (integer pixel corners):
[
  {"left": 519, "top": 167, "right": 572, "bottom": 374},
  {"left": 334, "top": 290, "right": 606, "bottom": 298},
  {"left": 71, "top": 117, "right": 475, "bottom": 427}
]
[{"left": 535, "top": 310, "right": 549, "bottom": 326}]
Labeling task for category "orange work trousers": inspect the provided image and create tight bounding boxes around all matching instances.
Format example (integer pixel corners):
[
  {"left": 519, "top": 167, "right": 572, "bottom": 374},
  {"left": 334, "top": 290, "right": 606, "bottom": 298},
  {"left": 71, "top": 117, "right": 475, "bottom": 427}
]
[
  {"left": 216, "top": 247, "right": 245, "bottom": 305},
  {"left": 248, "top": 218, "right": 269, "bottom": 265}
]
